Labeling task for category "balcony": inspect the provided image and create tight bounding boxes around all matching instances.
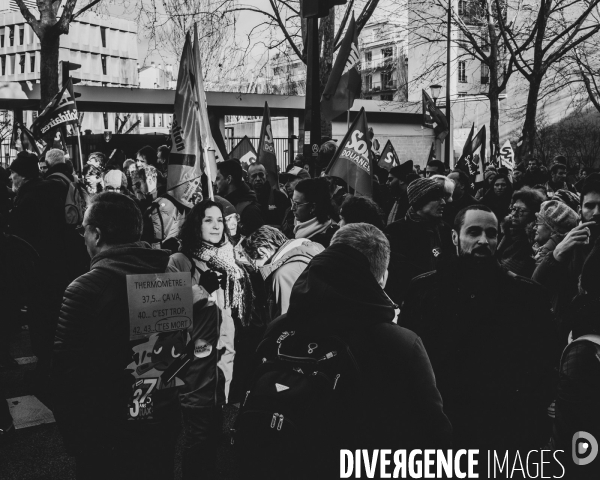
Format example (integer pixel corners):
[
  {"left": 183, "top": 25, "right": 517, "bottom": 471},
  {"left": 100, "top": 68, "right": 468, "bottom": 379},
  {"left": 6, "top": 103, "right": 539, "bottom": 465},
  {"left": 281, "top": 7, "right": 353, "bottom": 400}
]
[
  {"left": 364, "top": 80, "right": 398, "bottom": 94},
  {"left": 361, "top": 56, "right": 396, "bottom": 72}
]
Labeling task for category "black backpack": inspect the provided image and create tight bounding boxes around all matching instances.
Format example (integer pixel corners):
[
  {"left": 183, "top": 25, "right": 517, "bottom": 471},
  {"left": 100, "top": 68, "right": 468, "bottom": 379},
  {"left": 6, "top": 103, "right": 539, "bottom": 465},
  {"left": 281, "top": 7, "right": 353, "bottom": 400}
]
[{"left": 232, "top": 328, "right": 362, "bottom": 480}]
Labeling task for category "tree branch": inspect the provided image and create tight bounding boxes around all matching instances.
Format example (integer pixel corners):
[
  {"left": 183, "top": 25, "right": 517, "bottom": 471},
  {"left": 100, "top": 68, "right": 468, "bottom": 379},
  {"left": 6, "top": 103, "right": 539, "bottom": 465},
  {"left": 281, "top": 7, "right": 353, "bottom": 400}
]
[
  {"left": 72, "top": 0, "right": 102, "bottom": 20},
  {"left": 58, "top": 0, "right": 79, "bottom": 33},
  {"left": 14, "top": 0, "right": 41, "bottom": 37},
  {"left": 268, "top": 0, "right": 304, "bottom": 62}
]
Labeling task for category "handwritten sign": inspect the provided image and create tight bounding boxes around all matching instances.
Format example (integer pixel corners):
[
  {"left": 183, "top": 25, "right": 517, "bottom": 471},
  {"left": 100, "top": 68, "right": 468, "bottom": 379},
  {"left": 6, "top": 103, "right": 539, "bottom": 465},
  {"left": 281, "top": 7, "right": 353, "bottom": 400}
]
[{"left": 126, "top": 272, "right": 193, "bottom": 339}]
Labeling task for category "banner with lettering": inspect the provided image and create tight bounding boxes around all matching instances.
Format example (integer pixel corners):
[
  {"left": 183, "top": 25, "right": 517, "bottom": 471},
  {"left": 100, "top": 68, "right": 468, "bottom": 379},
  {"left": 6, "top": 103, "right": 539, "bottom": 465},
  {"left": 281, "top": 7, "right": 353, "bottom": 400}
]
[
  {"left": 168, "top": 33, "right": 203, "bottom": 208},
  {"left": 31, "top": 78, "right": 78, "bottom": 139},
  {"left": 257, "top": 101, "right": 279, "bottom": 188},
  {"left": 377, "top": 140, "right": 400, "bottom": 171},
  {"left": 326, "top": 107, "right": 373, "bottom": 197}
]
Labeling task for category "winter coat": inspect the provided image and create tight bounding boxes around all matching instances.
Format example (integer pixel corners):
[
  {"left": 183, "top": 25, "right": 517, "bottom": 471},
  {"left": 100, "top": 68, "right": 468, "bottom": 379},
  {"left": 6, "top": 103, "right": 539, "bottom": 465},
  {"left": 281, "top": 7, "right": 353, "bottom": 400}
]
[
  {"left": 52, "top": 243, "right": 181, "bottom": 455},
  {"left": 258, "top": 238, "right": 325, "bottom": 320},
  {"left": 265, "top": 243, "right": 452, "bottom": 454},
  {"left": 497, "top": 228, "right": 536, "bottom": 277},
  {"left": 534, "top": 234, "right": 563, "bottom": 265},
  {"left": 442, "top": 193, "right": 477, "bottom": 226},
  {"left": 400, "top": 258, "right": 554, "bottom": 449},
  {"left": 225, "top": 182, "right": 265, "bottom": 236},
  {"left": 254, "top": 182, "right": 290, "bottom": 227},
  {"left": 385, "top": 213, "right": 454, "bottom": 304},
  {"left": 167, "top": 252, "right": 236, "bottom": 404},
  {"left": 481, "top": 189, "right": 512, "bottom": 223}
]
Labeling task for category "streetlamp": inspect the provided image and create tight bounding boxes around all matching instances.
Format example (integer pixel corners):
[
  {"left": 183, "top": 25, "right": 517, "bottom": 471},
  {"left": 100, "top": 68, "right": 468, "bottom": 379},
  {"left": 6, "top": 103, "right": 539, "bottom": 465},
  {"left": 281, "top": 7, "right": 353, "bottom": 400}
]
[{"left": 430, "top": 84, "right": 442, "bottom": 106}]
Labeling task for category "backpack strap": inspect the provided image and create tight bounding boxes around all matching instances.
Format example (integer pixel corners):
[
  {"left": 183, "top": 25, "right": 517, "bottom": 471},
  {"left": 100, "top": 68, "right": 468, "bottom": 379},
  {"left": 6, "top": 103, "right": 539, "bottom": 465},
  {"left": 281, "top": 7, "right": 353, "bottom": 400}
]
[
  {"left": 259, "top": 253, "right": 311, "bottom": 281},
  {"left": 48, "top": 172, "right": 71, "bottom": 187}
]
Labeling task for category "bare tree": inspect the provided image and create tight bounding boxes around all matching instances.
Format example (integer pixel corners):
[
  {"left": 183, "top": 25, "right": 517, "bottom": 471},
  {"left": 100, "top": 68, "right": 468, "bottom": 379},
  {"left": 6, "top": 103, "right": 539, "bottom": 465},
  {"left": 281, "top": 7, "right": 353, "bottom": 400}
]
[
  {"left": 15, "top": 0, "right": 101, "bottom": 108},
  {"left": 495, "top": 0, "right": 600, "bottom": 160}
]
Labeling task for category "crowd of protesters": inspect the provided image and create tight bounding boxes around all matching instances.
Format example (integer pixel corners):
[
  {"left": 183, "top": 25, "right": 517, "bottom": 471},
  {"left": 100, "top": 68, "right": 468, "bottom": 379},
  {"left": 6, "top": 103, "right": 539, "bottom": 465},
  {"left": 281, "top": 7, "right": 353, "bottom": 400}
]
[{"left": 1, "top": 142, "right": 599, "bottom": 479}]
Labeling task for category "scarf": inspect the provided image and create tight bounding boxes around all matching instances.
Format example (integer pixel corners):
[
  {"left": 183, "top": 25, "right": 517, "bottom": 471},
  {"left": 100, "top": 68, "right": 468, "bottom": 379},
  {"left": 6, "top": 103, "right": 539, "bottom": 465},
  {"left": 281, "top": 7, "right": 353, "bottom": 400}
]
[
  {"left": 293, "top": 217, "right": 333, "bottom": 240},
  {"left": 194, "top": 241, "right": 253, "bottom": 325}
]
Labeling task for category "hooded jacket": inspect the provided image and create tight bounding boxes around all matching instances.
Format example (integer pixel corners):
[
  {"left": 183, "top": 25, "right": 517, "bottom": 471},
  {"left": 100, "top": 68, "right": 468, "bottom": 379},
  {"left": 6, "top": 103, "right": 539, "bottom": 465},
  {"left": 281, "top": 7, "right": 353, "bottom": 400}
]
[
  {"left": 265, "top": 243, "right": 452, "bottom": 452},
  {"left": 401, "top": 258, "right": 554, "bottom": 450},
  {"left": 225, "top": 182, "right": 264, "bottom": 236},
  {"left": 52, "top": 243, "right": 180, "bottom": 454}
]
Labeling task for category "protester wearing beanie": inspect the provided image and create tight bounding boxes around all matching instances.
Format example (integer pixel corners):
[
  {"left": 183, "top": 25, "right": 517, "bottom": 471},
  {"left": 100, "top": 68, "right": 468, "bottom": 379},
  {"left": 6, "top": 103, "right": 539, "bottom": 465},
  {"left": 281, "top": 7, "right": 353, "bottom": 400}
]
[
  {"left": 384, "top": 177, "right": 453, "bottom": 304},
  {"left": 533, "top": 200, "right": 578, "bottom": 265}
]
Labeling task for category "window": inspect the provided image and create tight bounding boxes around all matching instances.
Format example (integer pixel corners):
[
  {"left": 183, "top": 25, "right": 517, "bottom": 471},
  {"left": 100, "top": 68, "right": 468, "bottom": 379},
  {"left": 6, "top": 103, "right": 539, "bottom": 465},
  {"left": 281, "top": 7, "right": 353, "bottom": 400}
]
[
  {"left": 481, "top": 63, "right": 489, "bottom": 84},
  {"left": 1, "top": 32, "right": 4, "bottom": 48},
  {"left": 19, "top": 26, "right": 24, "bottom": 45},
  {"left": 481, "top": 28, "right": 489, "bottom": 52},
  {"left": 1, "top": 56, "right": 5, "bottom": 75},
  {"left": 364, "top": 96, "right": 372, "bottom": 100},
  {"left": 101, "top": 55, "right": 107, "bottom": 75},
  {"left": 30, "top": 54, "right": 35, "bottom": 72},
  {"left": 19, "top": 54, "right": 25, "bottom": 73},
  {"left": 365, "top": 74, "right": 372, "bottom": 91},
  {"left": 381, "top": 94, "right": 393, "bottom": 101},
  {"left": 458, "top": 61, "right": 467, "bottom": 83},
  {"left": 458, "top": 0, "right": 467, "bottom": 15},
  {"left": 458, "top": 92, "right": 467, "bottom": 97},
  {"left": 364, "top": 51, "right": 372, "bottom": 68},
  {"left": 382, "top": 47, "right": 393, "bottom": 59},
  {"left": 100, "top": 27, "right": 107, "bottom": 48},
  {"left": 9, "top": 26, "right": 14, "bottom": 47}
]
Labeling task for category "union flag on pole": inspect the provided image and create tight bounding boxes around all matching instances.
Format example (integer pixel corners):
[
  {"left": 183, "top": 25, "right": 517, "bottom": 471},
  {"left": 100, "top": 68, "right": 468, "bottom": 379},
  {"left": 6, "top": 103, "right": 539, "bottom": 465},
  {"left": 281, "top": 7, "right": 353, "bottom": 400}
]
[
  {"left": 326, "top": 107, "right": 373, "bottom": 197},
  {"left": 422, "top": 89, "right": 449, "bottom": 140},
  {"left": 321, "top": 14, "right": 361, "bottom": 122},
  {"left": 456, "top": 125, "right": 486, "bottom": 188},
  {"left": 228, "top": 136, "right": 258, "bottom": 166},
  {"left": 11, "top": 121, "right": 44, "bottom": 156},
  {"left": 257, "top": 102, "right": 279, "bottom": 188},
  {"left": 168, "top": 32, "right": 204, "bottom": 208},
  {"left": 377, "top": 140, "right": 400, "bottom": 171},
  {"left": 31, "top": 78, "right": 78, "bottom": 139}
]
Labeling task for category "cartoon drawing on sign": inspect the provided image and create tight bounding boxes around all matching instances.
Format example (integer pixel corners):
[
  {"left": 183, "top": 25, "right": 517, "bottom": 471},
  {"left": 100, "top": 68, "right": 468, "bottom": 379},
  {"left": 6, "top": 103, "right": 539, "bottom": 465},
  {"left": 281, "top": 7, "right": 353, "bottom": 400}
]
[{"left": 126, "top": 331, "right": 188, "bottom": 420}]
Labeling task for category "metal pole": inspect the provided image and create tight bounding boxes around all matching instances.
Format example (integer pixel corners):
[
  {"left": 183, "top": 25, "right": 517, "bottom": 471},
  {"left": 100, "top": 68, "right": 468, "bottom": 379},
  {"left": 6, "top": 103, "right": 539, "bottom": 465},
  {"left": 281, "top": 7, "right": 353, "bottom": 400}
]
[
  {"left": 76, "top": 124, "right": 84, "bottom": 173},
  {"left": 303, "top": 16, "right": 321, "bottom": 177},
  {"left": 445, "top": 0, "right": 452, "bottom": 169}
]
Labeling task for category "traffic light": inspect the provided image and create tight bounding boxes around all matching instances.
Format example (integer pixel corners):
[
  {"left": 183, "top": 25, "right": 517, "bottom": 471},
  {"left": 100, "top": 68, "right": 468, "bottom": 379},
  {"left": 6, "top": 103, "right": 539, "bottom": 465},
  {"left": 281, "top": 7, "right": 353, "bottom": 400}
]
[
  {"left": 301, "top": 0, "right": 347, "bottom": 18},
  {"left": 60, "top": 61, "right": 82, "bottom": 88}
]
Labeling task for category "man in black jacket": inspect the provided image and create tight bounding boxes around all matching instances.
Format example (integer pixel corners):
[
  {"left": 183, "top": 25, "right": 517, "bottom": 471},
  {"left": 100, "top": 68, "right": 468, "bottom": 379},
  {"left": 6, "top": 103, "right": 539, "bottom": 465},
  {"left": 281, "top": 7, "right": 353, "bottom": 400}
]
[
  {"left": 215, "top": 160, "right": 264, "bottom": 236},
  {"left": 52, "top": 193, "right": 180, "bottom": 479},
  {"left": 262, "top": 223, "right": 452, "bottom": 476},
  {"left": 385, "top": 177, "right": 454, "bottom": 304},
  {"left": 444, "top": 169, "right": 477, "bottom": 225},
  {"left": 401, "top": 204, "right": 554, "bottom": 453},
  {"left": 247, "top": 163, "right": 290, "bottom": 226},
  {"left": 8, "top": 152, "right": 68, "bottom": 388}
]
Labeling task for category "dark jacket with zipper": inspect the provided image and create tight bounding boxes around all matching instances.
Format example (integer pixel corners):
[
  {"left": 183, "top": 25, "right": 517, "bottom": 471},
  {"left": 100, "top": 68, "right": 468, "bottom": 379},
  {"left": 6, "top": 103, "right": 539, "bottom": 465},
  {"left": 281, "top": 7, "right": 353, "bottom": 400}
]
[
  {"left": 225, "top": 182, "right": 265, "bottom": 236},
  {"left": 401, "top": 258, "right": 554, "bottom": 450},
  {"left": 52, "top": 243, "right": 180, "bottom": 455}
]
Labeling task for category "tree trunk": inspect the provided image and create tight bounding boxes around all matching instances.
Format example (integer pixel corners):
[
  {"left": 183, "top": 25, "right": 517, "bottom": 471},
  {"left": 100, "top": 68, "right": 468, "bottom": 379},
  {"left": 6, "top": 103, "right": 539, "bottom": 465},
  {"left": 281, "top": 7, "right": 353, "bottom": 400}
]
[
  {"left": 319, "top": 8, "right": 335, "bottom": 139},
  {"left": 517, "top": 76, "right": 542, "bottom": 162},
  {"left": 39, "top": 30, "right": 60, "bottom": 109},
  {"left": 488, "top": 87, "right": 500, "bottom": 162}
]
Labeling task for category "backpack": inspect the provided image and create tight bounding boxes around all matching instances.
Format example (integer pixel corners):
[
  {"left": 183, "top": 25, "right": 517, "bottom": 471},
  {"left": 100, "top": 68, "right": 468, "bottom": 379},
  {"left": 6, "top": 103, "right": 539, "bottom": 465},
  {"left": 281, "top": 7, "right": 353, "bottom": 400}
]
[
  {"left": 232, "top": 328, "right": 362, "bottom": 479},
  {"left": 49, "top": 172, "right": 88, "bottom": 225}
]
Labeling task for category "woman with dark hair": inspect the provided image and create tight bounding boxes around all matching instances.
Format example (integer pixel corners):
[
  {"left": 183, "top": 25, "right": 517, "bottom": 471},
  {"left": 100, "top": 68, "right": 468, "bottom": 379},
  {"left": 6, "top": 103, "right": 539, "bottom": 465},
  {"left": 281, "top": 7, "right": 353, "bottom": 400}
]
[
  {"left": 482, "top": 173, "right": 513, "bottom": 222},
  {"left": 167, "top": 199, "right": 253, "bottom": 479},
  {"left": 292, "top": 177, "right": 339, "bottom": 247}
]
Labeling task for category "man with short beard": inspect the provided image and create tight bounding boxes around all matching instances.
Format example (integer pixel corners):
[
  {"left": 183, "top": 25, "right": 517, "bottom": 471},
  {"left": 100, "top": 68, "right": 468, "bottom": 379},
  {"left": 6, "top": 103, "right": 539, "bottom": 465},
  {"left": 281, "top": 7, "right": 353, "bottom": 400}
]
[{"left": 401, "top": 204, "right": 554, "bottom": 452}]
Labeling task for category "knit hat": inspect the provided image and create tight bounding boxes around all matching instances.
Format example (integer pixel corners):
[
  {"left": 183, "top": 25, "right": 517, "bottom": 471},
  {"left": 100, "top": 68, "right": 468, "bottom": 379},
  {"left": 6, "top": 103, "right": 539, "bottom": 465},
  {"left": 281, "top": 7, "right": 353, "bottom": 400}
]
[
  {"left": 407, "top": 177, "right": 445, "bottom": 206},
  {"left": 536, "top": 200, "right": 578, "bottom": 235},
  {"left": 103, "top": 170, "right": 127, "bottom": 190},
  {"left": 9, "top": 152, "right": 39, "bottom": 179},
  {"left": 553, "top": 189, "right": 580, "bottom": 212},
  {"left": 484, "top": 170, "right": 496, "bottom": 182},
  {"left": 213, "top": 195, "right": 237, "bottom": 217}
]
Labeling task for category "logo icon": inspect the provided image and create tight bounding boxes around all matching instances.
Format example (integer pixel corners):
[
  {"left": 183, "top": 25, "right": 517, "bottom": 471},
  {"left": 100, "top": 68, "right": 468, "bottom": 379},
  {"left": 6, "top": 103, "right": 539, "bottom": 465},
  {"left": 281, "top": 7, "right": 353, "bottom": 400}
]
[{"left": 572, "top": 431, "right": 598, "bottom": 466}]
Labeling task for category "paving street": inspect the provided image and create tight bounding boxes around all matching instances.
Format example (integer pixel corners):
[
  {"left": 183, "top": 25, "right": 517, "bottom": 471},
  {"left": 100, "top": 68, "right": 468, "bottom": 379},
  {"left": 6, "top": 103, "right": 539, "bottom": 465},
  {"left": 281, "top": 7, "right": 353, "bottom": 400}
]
[{"left": 0, "top": 313, "right": 239, "bottom": 480}]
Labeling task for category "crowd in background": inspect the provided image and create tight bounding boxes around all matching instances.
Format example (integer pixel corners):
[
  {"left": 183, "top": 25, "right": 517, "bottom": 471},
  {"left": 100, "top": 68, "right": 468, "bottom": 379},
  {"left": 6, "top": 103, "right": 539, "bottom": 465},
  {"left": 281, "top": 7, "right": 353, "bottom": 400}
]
[{"left": 1, "top": 142, "right": 599, "bottom": 479}]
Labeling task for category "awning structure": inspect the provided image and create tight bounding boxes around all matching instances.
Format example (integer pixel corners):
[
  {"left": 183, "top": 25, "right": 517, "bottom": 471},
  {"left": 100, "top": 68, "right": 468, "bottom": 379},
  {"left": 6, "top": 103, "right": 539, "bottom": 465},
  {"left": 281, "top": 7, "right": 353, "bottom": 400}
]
[{"left": 0, "top": 82, "right": 423, "bottom": 123}]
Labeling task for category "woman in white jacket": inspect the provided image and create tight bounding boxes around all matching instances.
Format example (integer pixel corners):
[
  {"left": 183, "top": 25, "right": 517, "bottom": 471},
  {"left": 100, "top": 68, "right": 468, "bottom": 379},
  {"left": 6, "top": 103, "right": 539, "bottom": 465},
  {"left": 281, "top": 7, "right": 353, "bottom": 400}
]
[{"left": 167, "top": 198, "right": 253, "bottom": 479}]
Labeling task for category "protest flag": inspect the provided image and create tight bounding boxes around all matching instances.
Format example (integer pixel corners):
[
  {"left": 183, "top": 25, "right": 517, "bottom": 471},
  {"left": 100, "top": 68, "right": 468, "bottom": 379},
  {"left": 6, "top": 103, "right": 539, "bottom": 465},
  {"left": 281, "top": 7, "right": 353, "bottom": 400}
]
[
  {"left": 167, "top": 32, "right": 204, "bottom": 208},
  {"left": 377, "top": 140, "right": 400, "bottom": 171},
  {"left": 229, "top": 136, "right": 258, "bottom": 166},
  {"left": 257, "top": 102, "right": 279, "bottom": 188},
  {"left": 499, "top": 140, "right": 515, "bottom": 170},
  {"left": 193, "top": 23, "right": 218, "bottom": 189},
  {"left": 11, "top": 121, "right": 43, "bottom": 156},
  {"left": 426, "top": 142, "right": 436, "bottom": 165},
  {"left": 456, "top": 125, "right": 486, "bottom": 187},
  {"left": 31, "top": 78, "right": 79, "bottom": 140},
  {"left": 422, "top": 90, "right": 449, "bottom": 140},
  {"left": 326, "top": 107, "right": 373, "bottom": 197},
  {"left": 321, "top": 14, "right": 361, "bottom": 122}
]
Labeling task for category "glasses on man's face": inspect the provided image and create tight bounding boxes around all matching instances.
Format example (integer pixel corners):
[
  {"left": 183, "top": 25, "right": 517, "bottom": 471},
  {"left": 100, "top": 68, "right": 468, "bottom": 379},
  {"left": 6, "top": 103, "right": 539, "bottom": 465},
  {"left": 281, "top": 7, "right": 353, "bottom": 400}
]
[
  {"left": 510, "top": 206, "right": 530, "bottom": 217},
  {"left": 291, "top": 200, "right": 311, "bottom": 209}
]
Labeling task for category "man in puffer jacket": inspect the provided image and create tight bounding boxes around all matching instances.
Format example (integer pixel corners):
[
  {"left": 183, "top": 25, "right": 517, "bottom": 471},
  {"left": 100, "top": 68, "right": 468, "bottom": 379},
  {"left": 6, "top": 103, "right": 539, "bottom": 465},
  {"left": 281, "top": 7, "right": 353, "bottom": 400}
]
[{"left": 52, "top": 192, "right": 181, "bottom": 480}]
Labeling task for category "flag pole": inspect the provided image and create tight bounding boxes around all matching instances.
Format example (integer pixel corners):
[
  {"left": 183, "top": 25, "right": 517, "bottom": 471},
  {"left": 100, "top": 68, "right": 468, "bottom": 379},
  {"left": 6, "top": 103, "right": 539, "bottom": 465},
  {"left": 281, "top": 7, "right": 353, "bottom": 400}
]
[
  {"left": 205, "top": 147, "right": 214, "bottom": 201},
  {"left": 76, "top": 124, "right": 84, "bottom": 173},
  {"left": 347, "top": 109, "right": 350, "bottom": 130}
]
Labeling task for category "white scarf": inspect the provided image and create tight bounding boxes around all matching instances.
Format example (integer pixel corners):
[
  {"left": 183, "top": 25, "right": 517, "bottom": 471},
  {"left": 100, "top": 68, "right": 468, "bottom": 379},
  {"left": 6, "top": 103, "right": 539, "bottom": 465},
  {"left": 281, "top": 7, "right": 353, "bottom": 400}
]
[{"left": 293, "top": 217, "right": 333, "bottom": 240}]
